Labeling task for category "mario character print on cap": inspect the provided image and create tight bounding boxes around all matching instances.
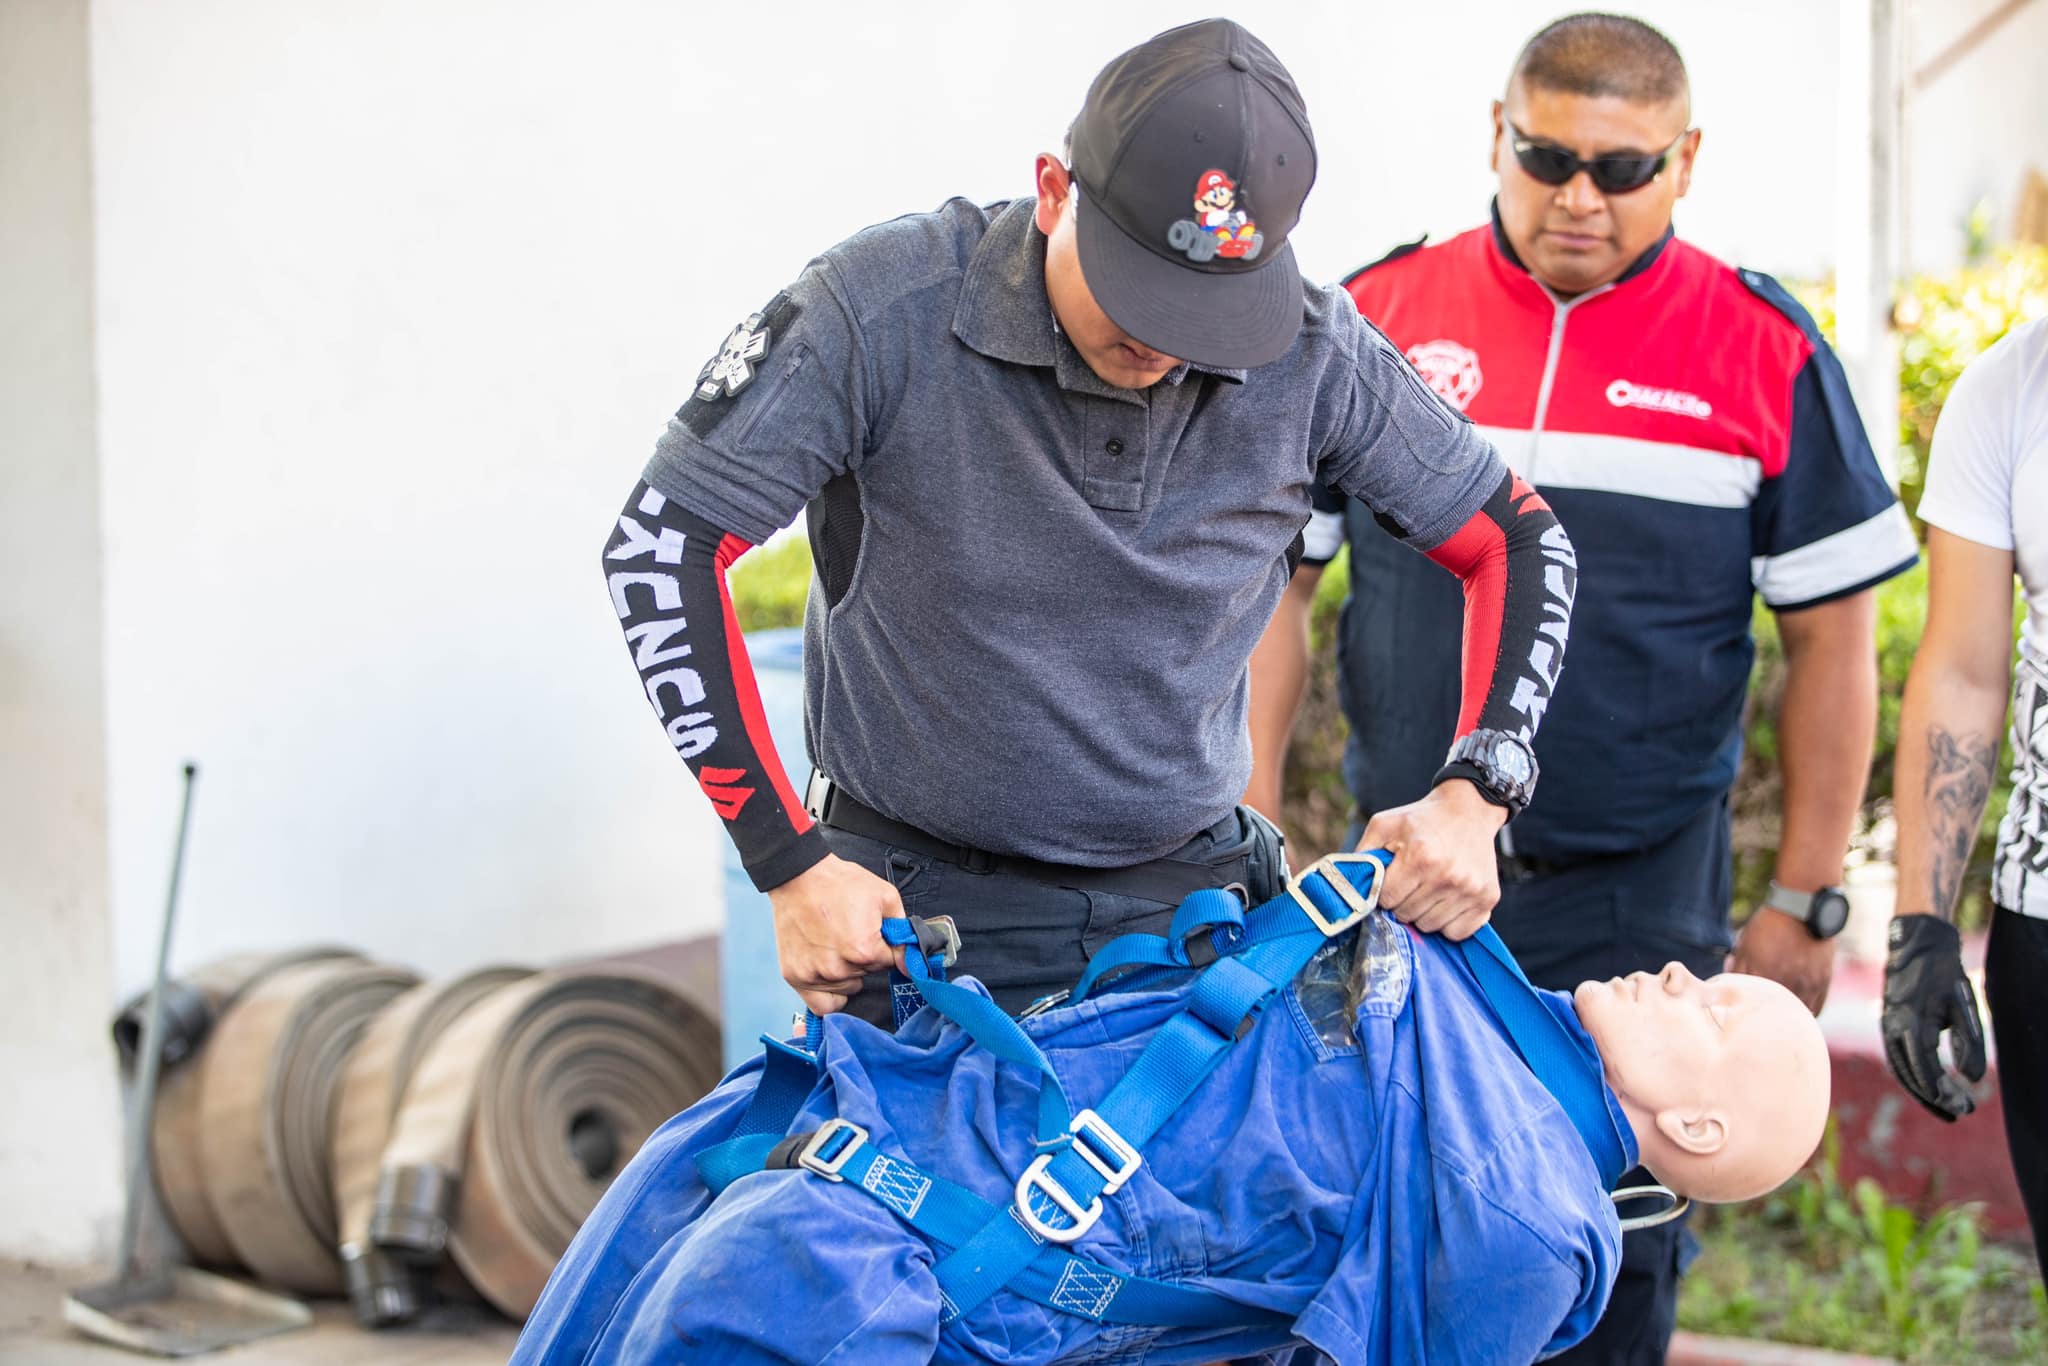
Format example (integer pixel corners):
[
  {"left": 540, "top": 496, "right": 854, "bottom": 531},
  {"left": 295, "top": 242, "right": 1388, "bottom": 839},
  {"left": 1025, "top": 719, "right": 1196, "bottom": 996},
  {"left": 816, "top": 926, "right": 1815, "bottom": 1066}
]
[{"left": 1167, "top": 169, "right": 1264, "bottom": 263}]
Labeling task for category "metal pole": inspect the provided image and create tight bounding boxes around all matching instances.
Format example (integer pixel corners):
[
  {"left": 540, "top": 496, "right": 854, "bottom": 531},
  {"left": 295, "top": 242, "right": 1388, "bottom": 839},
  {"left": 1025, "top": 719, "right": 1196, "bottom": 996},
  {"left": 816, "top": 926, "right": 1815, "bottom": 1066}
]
[
  {"left": 116, "top": 762, "right": 197, "bottom": 1274},
  {"left": 1836, "top": 0, "right": 1904, "bottom": 478},
  {"left": 1868, "top": 0, "right": 1902, "bottom": 479}
]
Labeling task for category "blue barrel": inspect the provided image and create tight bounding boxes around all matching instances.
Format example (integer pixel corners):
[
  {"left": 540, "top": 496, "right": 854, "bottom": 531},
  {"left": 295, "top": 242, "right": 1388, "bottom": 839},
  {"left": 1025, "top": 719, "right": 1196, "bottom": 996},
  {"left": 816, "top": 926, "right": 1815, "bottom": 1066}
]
[{"left": 720, "top": 627, "right": 810, "bottom": 1070}]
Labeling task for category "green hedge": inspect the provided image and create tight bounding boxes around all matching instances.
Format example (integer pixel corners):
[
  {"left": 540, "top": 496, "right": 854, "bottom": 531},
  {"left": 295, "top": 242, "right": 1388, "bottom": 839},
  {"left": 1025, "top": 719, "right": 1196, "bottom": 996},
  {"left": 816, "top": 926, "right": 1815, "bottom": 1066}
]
[
  {"left": 730, "top": 533, "right": 815, "bottom": 632},
  {"left": 1793, "top": 245, "right": 2048, "bottom": 522}
]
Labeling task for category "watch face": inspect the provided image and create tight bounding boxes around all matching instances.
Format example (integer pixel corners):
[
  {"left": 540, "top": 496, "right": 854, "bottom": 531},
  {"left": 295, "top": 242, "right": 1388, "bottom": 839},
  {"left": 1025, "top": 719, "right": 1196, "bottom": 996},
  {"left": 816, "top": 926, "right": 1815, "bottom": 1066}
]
[
  {"left": 1810, "top": 888, "right": 1851, "bottom": 939},
  {"left": 1494, "top": 738, "right": 1535, "bottom": 786}
]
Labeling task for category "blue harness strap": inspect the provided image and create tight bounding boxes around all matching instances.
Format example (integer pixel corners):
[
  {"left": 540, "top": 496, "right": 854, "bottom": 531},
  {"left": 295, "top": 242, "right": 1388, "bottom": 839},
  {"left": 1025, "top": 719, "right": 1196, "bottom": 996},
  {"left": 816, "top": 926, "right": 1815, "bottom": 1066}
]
[
  {"left": 697, "top": 850, "right": 1627, "bottom": 1337},
  {"left": 926, "top": 857, "right": 1389, "bottom": 1319},
  {"left": 1457, "top": 926, "right": 1632, "bottom": 1189}
]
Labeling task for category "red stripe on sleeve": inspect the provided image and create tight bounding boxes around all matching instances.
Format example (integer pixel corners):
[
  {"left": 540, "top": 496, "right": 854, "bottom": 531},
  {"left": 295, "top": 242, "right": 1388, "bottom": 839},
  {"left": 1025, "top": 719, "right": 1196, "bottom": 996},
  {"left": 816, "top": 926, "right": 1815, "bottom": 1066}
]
[
  {"left": 713, "top": 533, "right": 814, "bottom": 835},
  {"left": 1425, "top": 508, "right": 1509, "bottom": 738}
]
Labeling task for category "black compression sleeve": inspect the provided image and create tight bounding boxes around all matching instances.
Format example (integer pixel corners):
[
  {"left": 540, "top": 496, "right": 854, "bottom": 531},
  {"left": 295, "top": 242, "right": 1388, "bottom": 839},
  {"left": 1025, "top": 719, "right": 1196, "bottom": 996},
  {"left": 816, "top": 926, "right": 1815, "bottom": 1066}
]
[
  {"left": 1421, "top": 469, "right": 1577, "bottom": 744},
  {"left": 602, "top": 480, "right": 828, "bottom": 891}
]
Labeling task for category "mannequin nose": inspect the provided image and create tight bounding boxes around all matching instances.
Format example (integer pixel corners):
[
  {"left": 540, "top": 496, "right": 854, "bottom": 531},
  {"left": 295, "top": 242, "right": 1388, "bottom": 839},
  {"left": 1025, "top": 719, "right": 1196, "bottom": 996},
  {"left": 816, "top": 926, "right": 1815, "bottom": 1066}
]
[{"left": 1658, "top": 962, "right": 1698, "bottom": 993}]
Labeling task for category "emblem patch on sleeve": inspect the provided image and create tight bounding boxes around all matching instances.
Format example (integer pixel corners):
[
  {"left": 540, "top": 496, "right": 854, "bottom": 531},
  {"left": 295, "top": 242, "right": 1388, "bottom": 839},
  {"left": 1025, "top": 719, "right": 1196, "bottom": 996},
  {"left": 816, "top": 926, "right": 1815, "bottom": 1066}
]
[{"left": 676, "top": 291, "right": 802, "bottom": 437}]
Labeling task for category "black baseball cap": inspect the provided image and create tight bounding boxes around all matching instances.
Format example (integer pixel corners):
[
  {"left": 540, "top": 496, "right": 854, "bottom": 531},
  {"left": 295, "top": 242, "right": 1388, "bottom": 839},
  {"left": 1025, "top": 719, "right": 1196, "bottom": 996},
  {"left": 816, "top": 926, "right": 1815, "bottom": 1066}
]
[{"left": 1068, "top": 19, "right": 1317, "bottom": 370}]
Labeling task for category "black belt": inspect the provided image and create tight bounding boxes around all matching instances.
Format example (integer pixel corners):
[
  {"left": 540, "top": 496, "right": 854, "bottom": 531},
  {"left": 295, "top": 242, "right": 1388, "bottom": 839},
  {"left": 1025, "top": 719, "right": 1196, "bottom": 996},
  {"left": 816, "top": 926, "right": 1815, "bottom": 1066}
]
[
  {"left": 1495, "top": 848, "right": 1577, "bottom": 883},
  {"left": 807, "top": 774, "right": 1250, "bottom": 906},
  {"left": 1494, "top": 835, "right": 1651, "bottom": 883}
]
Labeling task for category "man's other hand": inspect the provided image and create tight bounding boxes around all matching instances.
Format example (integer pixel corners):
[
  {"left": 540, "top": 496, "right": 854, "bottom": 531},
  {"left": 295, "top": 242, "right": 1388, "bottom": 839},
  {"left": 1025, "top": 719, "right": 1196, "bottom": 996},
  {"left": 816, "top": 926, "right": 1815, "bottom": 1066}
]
[
  {"left": 1356, "top": 779, "right": 1506, "bottom": 940},
  {"left": 1730, "top": 906, "right": 1835, "bottom": 1014},
  {"left": 768, "top": 854, "right": 907, "bottom": 1016},
  {"left": 1880, "top": 913, "right": 1987, "bottom": 1122}
]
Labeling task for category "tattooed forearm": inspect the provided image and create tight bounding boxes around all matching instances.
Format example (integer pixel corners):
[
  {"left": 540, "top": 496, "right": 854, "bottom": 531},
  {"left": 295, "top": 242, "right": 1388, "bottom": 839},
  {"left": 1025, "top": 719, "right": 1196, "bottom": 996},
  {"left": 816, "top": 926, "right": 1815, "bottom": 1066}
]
[{"left": 1925, "top": 725, "right": 1997, "bottom": 920}]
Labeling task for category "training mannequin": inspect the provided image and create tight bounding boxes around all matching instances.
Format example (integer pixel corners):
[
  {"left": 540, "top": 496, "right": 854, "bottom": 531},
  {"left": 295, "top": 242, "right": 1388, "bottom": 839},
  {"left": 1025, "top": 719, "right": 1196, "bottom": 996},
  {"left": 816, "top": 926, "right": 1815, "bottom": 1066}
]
[{"left": 512, "top": 906, "right": 1828, "bottom": 1366}]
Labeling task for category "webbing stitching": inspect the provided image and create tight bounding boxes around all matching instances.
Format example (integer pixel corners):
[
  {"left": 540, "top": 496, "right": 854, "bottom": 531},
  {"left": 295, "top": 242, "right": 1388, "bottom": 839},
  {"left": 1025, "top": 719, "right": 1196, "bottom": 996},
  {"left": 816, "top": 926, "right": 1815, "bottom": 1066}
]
[
  {"left": 860, "top": 1153, "right": 931, "bottom": 1221},
  {"left": 1049, "top": 1260, "right": 1121, "bottom": 1318}
]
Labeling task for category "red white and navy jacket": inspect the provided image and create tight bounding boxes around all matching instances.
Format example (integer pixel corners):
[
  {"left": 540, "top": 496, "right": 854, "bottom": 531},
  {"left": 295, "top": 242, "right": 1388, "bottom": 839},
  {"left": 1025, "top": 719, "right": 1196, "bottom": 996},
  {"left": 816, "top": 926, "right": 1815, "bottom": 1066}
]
[{"left": 1308, "top": 211, "right": 1918, "bottom": 860}]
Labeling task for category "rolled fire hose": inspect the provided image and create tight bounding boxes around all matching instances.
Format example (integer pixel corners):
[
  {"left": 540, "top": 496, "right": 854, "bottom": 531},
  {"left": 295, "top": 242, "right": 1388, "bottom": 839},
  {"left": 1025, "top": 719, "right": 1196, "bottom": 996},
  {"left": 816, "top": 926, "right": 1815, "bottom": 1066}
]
[
  {"left": 128, "top": 947, "right": 363, "bottom": 1268},
  {"left": 329, "top": 965, "right": 533, "bottom": 1324},
  {"left": 195, "top": 957, "right": 420, "bottom": 1294},
  {"left": 368, "top": 968, "right": 723, "bottom": 1319}
]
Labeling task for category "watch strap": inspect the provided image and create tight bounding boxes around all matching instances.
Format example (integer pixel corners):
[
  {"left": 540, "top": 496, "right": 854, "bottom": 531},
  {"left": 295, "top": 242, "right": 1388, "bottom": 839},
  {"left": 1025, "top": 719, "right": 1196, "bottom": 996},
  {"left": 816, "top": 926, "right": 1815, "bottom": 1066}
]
[
  {"left": 1763, "top": 882, "right": 1815, "bottom": 918},
  {"left": 1433, "top": 727, "right": 1537, "bottom": 818},
  {"left": 1434, "top": 760, "right": 1515, "bottom": 811}
]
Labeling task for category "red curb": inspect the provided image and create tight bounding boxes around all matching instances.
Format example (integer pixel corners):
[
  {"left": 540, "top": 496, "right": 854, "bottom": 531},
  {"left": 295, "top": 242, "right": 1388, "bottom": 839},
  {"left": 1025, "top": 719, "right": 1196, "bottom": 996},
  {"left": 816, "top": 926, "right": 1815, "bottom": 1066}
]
[{"left": 1669, "top": 1329, "right": 1901, "bottom": 1365}]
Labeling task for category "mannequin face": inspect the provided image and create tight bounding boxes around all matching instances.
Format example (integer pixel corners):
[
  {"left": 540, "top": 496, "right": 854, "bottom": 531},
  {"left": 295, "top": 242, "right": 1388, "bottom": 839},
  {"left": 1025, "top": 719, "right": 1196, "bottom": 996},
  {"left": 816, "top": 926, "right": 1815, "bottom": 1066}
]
[{"left": 1575, "top": 964, "right": 1829, "bottom": 1203}]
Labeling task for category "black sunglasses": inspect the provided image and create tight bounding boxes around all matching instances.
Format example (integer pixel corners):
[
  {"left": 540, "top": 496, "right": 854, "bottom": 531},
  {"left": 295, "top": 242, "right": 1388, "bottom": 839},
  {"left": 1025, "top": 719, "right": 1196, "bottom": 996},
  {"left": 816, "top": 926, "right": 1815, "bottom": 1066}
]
[{"left": 1507, "top": 121, "right": 1689, "bottom": 195}]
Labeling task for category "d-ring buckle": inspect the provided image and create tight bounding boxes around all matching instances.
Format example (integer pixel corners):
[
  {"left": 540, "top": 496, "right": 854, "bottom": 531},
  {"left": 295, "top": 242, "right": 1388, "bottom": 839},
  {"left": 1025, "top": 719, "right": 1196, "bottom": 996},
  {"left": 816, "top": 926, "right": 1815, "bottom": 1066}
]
[
  {"left": 1287, "top": 852, "right": 1389, "bottom": 936},
  {"left": 1613, "top": 1184, "right": 1691, "bottom": 1232},
  {"left": 1015, "top": 1153, "right": 1102, "bottom": 1244}
]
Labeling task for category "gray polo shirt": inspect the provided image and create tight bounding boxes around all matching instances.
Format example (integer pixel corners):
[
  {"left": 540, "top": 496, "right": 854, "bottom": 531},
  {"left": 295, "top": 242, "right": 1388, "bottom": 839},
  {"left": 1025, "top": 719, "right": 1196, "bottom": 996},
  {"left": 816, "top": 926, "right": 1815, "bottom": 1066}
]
[{"left": 646, "top": 197, "right": 1501, "bottom": 866}]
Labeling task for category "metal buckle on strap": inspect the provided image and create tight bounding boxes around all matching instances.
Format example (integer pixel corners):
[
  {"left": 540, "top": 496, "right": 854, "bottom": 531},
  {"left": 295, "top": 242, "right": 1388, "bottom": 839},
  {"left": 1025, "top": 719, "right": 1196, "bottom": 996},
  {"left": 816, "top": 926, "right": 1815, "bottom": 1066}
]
[
  {"left": 1015, "top": 1154, "right": 1103, "bottom": 1244},
  {"left": 1018, "top": 988, "right": 1069, "bottom": 1019},
  {"left": 797, "top": 1118, "right": 868, "bottom": 1182},
  {"left": 912, "top": 914, "right": 960, "bottom": 969},
  {"left": 1614, "top": 1184, "right": 1692, "bottom": 1233},
  {"left": 1287, "top": 853, "right": 1388, "bottom": 936},
  {"left": 1013, "top": 1110, "right": 1140, "bottom": 1244},
  {"left": 1067, "top": 1109, "right": 1141, "bottom": 1190}
]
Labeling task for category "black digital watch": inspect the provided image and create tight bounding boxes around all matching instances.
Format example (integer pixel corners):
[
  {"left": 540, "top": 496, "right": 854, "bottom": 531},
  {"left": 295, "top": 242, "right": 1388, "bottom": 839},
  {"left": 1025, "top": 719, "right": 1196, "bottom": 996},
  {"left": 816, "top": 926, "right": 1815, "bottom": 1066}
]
[{"left": 1434, "top": 728, "right": 1539, "bottom": 818}]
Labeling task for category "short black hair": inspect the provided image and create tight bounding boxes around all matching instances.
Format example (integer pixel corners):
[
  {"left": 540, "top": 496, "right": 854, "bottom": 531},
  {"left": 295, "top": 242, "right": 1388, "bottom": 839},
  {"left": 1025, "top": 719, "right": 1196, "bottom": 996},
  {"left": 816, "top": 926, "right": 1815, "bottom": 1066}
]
[{"left": 1508, "top": 12, "right": 1689, "bottom": 108}]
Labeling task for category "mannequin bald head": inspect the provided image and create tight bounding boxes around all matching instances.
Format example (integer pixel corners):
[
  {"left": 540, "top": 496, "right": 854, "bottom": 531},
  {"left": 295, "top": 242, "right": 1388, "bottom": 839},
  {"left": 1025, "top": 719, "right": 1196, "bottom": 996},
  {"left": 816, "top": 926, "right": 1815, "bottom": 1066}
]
[{"left": 1575, "top": 963, "right": 1830, "bottom": 1203}]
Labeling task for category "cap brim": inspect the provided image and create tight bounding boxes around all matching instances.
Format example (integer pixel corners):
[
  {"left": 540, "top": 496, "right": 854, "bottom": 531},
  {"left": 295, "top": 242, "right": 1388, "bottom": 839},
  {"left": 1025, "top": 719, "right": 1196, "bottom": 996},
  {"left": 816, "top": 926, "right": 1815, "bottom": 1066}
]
[{"left": 1076, "top": 200, "right": 1303, "bottom": 370}]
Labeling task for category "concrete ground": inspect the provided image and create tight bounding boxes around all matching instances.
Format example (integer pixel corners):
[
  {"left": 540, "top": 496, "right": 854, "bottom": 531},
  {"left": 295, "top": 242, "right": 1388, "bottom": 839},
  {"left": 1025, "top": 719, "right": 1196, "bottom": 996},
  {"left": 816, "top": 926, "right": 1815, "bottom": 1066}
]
[
  {"left": 0, "top": 1266, "right": 1911, "bottom": 1366},
  {"left": 0, "top": 1261, "right": 517, "bottom": 1365}
]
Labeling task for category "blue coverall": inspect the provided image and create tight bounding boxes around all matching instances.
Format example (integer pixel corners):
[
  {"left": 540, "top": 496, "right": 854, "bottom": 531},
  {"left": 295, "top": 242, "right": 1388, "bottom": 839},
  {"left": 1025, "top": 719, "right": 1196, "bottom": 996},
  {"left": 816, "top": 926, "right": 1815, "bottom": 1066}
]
[{"left": 513, "top": 918, "right": 1628, "bottom": 1364}]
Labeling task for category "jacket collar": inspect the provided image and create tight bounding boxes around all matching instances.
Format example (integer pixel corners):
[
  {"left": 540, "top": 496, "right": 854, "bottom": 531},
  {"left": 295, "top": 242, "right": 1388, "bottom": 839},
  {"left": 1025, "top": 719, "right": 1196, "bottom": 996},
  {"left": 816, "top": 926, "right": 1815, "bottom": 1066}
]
[{"left": 1487, "top": 197, "right": 1674, "bottom": 293}]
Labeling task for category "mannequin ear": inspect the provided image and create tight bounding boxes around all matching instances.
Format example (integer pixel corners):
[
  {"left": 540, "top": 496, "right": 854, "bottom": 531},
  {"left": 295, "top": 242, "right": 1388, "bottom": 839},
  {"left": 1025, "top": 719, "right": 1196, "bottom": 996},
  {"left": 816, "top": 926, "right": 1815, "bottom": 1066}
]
[{"left": 1654, "top": 1109, "right": 1727, "bottom": 1158}]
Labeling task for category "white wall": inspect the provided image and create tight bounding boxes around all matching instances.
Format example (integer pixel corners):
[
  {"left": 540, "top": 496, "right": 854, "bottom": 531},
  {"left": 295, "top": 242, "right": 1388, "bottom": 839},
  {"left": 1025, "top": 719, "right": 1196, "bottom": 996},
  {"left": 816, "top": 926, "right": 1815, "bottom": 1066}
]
[
  {"left": 85, "top": 1, "right": 751, "bottom": 994},
  {"left": 1905, "top": 0, "right": 2048, "bottom": 273},
  {"left": 2, "top": 0, "right": 125, "bottom": 1265}
]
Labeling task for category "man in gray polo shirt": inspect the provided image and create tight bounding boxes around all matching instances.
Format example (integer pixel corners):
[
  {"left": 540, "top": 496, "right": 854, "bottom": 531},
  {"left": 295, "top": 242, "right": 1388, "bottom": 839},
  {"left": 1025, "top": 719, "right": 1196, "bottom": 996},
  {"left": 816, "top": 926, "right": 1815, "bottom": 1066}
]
[{"left": 602, "top": 19, "right": 1579, "bottom": 1023}]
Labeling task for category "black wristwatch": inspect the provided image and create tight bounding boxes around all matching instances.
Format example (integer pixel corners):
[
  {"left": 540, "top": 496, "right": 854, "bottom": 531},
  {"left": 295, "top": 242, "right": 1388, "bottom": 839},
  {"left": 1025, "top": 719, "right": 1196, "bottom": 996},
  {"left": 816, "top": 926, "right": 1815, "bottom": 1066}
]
[
  {"left": 1764, "top": 881, "right": 1851, "bottom": 940},
  {"left": 1434, "top": 728, "right": 1539, "bottom": 818}
]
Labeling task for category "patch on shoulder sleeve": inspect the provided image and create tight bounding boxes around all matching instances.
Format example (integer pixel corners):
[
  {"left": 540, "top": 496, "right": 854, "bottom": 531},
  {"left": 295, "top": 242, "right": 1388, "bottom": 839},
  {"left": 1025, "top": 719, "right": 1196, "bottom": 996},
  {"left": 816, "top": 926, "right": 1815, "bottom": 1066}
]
[{"left": 676, "top": 291, "right": 803, "bottom": 437}]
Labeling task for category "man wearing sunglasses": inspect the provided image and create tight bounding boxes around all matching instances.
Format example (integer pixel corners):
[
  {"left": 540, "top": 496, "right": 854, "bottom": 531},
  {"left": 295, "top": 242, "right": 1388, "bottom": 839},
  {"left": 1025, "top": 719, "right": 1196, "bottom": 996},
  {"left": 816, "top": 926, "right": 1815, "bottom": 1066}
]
[{"left": 1248, "top": 12, "right": 1916, "bottom": 1363}]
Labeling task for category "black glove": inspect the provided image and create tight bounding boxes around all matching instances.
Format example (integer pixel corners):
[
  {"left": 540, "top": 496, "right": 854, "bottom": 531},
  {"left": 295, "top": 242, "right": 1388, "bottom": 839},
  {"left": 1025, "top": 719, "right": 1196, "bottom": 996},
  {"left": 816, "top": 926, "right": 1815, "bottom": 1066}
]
[{"left": 1881, "top": 914, "right": 1987, "bottom": 1122}]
